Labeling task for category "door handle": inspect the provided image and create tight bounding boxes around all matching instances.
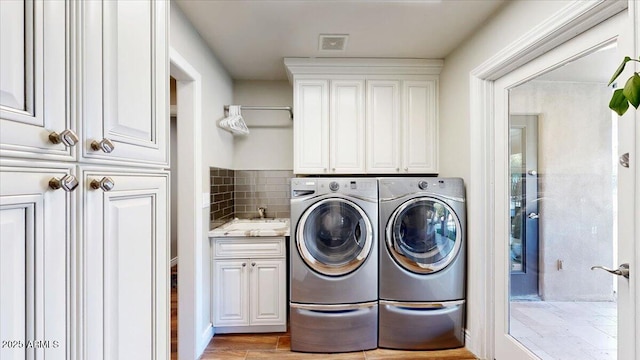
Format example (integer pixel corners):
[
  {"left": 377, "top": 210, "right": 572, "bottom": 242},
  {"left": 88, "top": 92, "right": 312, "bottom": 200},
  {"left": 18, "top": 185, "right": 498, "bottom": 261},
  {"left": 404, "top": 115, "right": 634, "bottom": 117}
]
[
  {"left": 590, "top": 263, "right": 629, "bottom": 279},
  {"left": 527, "top": 212, "right": 539, "bottom": 219},
  {"left": 619, "top": 153, "right": 629, "bottom": 168}
]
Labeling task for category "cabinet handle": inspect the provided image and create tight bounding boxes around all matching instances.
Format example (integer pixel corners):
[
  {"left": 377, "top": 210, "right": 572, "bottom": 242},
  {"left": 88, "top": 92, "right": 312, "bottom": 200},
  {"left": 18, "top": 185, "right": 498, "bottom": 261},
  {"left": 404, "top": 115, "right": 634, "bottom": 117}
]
[
  {"left": 90, "top": 177, "right": 115, "bottom": 192},
  {"left": 332, "top": 168, "right": 336, "bottom": 172},
  {"left": 323, "top": 168, "right": 327, "bottom": 173},
  {"left": 242, "top": 262, "right": 247, "bottom": 267},
  {"left": 49, "top": 174, "right": 79, "bottom": 192},
  {"left": 49, "top": 129, "right": 79, "bottom": 147},
  {"left": 396, "top": 168, "right": 400, "bottom": 172},
  {"left": 91, "top": 138, "right": 115, "bottom": 153},
  {"left": 251, "top": 262, "right": 256, "bottom": 267},
  {"left": 404, "top": 167, "right": 409, "bottom": 172}
]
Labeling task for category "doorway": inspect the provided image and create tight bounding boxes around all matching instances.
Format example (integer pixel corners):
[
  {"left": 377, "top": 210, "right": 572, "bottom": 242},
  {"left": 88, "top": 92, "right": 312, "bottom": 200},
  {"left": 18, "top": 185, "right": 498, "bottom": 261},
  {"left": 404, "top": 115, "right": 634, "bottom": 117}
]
[
  {"left": 507, "top": 46, "right": 619, "bottom": 359},
  {"left": 509, "top": 115, "right": 539, "bottom": 299},
  {"left": 489, "top": 10, "right": 636, "bottom": 360}
]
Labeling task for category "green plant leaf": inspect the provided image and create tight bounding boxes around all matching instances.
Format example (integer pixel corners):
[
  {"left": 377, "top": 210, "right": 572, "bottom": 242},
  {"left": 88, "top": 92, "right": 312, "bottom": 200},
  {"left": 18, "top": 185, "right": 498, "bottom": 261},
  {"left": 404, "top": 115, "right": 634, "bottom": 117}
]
[
  {"left": 608, "top": 56, "right": 631, "bottom": 86},
  {"left": 622, "top": 73, "right": 640, "bottom": 108},
  {"left": 609, "top": 89, "right": 629, "bottom": 116}
]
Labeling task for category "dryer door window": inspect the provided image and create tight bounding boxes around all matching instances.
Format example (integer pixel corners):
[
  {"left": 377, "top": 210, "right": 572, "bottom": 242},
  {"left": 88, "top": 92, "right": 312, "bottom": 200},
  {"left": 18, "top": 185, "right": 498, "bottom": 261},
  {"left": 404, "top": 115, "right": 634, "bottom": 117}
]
[
  {"left": 297, "top": 198, "right": 373, "bottom": 276},
  {"left": 387, "top": 198, "right": 462, "bottom": 273}
]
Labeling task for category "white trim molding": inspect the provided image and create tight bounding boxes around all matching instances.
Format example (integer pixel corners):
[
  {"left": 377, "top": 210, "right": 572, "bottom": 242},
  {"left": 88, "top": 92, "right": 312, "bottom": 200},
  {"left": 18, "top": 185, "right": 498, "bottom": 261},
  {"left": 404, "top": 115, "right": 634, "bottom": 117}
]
[
  {"left": 284, "top": 58, "right": 443, "bottom": 83},
  {"left": 170, "top": 47, "right": 206, "bottom": 360},
  {"left": 468, "top": 1, "right": 633, "bottom": 359}
]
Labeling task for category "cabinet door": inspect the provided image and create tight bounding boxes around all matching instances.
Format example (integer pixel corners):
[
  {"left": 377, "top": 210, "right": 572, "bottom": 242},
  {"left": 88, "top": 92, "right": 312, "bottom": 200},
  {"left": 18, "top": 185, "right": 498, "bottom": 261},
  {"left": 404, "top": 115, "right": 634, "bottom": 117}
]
[
  {"left": 0, "top": 164, "right": 73, "bottom": 360},
  {"left": 330, "top": 80, "right": 365, "bottom": 173},
  {"left": 402, "top": 80, "right": 438, "bottom": 173},
  {"left": 0, "top": 1, "right": 74, "bottom": 161},
  {"left": 214, "top": 260, "right": 250, "bottom": 326},
  {"left": 82, "top": 0, "right": 168, "bottom": 166},
  {"left": 366, "top": 80, "right": 401, "bottom": 173},
  {"left": 250, "top": 259, "right": 286, "bottom": 326},
  {"left": 83, "top": 169, "right": 168, "bottom": 360},
  {"left": 294, "top": 79, "right": 329, "bottom": 174}
]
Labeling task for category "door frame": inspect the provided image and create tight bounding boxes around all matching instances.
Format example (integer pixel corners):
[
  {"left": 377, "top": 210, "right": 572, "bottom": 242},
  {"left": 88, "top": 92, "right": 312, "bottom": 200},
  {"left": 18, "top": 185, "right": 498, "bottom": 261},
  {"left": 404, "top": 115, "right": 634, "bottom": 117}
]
[
  {"left": 170, "top": 48, "right": 209, "bottom": 359},
  {"left": 468, "top": 0, "right": 638, "bottom": 359}
]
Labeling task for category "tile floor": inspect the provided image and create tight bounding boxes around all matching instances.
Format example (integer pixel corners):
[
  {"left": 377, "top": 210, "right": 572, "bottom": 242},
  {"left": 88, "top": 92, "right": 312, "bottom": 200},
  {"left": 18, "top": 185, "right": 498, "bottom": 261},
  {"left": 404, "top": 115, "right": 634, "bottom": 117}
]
[{"left": 510, "top": 301, "right": 617, "bottom": 360}]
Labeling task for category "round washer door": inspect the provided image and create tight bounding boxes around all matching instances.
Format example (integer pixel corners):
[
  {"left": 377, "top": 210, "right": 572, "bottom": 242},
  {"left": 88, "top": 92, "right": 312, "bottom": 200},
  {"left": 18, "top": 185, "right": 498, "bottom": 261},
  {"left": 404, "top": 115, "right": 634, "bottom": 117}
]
[
  {"left": 297, "top": 198, "right": 373, "bottom": 276},
  {"left": 386, "top": 197, "right": 462, "bottom": 273}
]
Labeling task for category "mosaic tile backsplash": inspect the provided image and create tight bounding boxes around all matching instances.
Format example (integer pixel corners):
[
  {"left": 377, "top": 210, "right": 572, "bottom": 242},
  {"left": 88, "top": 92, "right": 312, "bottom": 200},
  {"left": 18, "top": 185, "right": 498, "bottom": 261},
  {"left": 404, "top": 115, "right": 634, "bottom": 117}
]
[
  {"left": 234, "top": 170, "right": 293, "bottom": 220},
  {"left": 210, "top": 167, "right": 235, "bottom": 229},
  {"left": 210, "top": 168, "right": 293, "bottom": 229}
]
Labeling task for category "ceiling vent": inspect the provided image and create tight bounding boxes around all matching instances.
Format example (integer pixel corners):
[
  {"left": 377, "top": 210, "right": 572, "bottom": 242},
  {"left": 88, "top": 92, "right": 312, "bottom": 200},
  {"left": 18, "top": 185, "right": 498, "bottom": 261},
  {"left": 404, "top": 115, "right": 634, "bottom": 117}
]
[{"left": 319, "top": 34, "right": 348, "bottom": 52}]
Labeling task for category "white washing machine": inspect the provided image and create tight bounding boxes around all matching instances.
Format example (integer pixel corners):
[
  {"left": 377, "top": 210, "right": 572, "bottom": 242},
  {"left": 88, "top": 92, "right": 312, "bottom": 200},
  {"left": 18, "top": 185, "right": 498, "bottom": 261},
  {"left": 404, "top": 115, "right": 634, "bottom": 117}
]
[
  {"left": 290, "top": 178, "right": 378, "bottom": 353},
  {"left": 378, "top": 177, "right": 466, "bottom": 350}
]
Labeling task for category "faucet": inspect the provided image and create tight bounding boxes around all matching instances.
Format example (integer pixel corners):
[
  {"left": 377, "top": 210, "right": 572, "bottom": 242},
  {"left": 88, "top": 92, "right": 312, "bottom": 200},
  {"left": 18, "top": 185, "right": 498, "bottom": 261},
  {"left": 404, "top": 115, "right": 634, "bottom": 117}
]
[{"left": 258, "top": 207, "right": 267, "bottom": 219}]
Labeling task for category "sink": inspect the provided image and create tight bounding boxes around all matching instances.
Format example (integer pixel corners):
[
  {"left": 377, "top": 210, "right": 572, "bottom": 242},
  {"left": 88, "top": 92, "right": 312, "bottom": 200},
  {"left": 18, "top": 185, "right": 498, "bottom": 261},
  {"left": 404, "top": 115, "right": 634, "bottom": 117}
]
[
  {"left": 209, "top": 218, "right": 290, "bottom": 237},
  {"left": 224, "top": 220, "right": 287, "bottom": 231}
]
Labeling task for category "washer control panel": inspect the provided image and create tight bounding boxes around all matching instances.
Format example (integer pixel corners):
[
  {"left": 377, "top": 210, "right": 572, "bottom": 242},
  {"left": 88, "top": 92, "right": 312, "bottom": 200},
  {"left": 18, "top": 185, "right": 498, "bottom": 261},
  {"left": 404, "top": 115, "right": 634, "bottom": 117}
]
[{"left": 329, "top": 181, "right": 340, "bottom": 191}]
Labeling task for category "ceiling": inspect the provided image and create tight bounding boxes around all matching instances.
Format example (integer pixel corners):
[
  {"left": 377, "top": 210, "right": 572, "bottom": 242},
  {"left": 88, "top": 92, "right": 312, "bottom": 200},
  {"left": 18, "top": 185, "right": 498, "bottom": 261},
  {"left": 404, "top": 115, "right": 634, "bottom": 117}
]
[{"left": 175, "top": 0, "right": 507, "bottom": 81}]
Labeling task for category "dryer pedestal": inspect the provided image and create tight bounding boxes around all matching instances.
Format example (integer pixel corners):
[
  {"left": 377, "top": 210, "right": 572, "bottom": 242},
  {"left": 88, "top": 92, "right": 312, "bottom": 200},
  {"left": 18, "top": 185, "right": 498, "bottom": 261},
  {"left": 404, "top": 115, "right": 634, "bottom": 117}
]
[{"left": 378, "top": 300, "right": 465, "bottom": 350}]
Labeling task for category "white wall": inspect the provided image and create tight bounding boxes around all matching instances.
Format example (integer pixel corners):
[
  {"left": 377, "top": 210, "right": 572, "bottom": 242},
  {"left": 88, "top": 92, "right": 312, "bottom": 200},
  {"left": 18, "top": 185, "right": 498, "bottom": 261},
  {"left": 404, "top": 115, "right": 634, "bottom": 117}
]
[
  {"left": 439, "top": 0, "right": 573, "bottom": 181},
  {"left": 170, "top": 1, "right": 234, "bottom": 354},
  {"left": 438, "top": 0, "right": 574, "bottom": 354},
  {"left": 232, "top": 80, "right": 294, "bottom": 170}
]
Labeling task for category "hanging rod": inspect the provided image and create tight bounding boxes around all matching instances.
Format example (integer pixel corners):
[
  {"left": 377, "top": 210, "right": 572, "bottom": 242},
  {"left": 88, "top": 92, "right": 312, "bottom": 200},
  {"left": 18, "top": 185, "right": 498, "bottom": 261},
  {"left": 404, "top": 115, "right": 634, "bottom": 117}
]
[{"left": 224, "top": 105, "right": 293, "bottom": 120}]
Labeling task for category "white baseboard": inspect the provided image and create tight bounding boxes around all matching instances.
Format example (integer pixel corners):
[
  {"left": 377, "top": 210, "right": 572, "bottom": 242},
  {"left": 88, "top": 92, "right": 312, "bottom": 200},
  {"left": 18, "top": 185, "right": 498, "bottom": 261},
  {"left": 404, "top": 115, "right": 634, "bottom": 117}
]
[
  {"left": 197, "top": 323, "right": 214, "bottom": 357},
  {"left": 170, "top": 256, "right": 178, "bottom": 267}
]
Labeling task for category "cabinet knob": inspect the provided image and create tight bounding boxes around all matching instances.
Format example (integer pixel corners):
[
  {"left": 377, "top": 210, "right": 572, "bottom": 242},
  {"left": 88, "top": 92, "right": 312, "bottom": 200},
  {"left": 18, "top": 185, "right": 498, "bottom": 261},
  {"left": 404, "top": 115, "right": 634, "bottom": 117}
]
[
  {"left": 91, "top": 138, "right": 115, "bottom": 153},
  {"left": 90, "top": 177, "right": 115, "bottom": 192},
  {"left": 332, "top": 168, "right": 336, "bottom": 172},
  {"left": 396, "top": 168, "right": 400, "bottom": 172},
  {"left": 49, "top": 129, "right": 79, "bottom": 147},
  {"left": 242, "top": 262, "right": 247, "bottom": 267},
  {"left": 323, "top": 168, "right": 327, "bottom": 173},
  {"left": 49, "top": 174, "right": 79, "bottom": 192},
  {"left": 404, "top": 167, "right": 409, "bottom": 172},
  {"left": 251, "top": 262, "right": 256, "bottom": 267}
]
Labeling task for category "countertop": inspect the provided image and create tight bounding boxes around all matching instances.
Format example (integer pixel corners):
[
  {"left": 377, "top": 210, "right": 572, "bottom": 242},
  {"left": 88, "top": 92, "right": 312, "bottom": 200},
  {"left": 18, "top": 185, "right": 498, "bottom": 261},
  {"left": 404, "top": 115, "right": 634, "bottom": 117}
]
[{"left": 208, "top": 218, "right": 290, "bottom": 237}]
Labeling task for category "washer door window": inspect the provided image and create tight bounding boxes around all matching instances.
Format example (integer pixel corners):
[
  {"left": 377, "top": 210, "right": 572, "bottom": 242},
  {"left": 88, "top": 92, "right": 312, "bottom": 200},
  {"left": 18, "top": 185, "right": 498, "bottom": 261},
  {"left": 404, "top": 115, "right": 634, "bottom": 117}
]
[
  {"left": 297, "top": 198, "right": 373, "bottom": 276},
  {"left": 387, "top": 198, "right": 462, "bottom": 273}
]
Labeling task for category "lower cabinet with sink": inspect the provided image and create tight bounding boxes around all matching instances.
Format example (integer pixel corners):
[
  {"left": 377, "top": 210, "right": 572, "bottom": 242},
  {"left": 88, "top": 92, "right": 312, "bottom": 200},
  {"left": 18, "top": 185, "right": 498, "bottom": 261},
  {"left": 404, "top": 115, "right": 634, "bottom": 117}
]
[{"left": 212, "top": 236, "right": 287, "bottom": 333}]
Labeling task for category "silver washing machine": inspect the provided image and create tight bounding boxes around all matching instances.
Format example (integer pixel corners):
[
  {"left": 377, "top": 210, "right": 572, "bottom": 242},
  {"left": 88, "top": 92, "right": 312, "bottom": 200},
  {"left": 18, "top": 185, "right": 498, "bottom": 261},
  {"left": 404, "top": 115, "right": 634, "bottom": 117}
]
[
  {"left": 378, "top": 177, "right": 466, "bottom": 350},
  {"left": 290, "top": 178, "right": 378, "bottom": 353}
]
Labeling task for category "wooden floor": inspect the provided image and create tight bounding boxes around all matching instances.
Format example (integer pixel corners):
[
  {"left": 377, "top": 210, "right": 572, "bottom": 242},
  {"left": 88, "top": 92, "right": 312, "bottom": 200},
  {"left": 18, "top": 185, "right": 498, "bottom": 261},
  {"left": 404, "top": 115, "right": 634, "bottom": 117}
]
[{"left": 171, "top": 265, "right": 477, "bottom": 359}]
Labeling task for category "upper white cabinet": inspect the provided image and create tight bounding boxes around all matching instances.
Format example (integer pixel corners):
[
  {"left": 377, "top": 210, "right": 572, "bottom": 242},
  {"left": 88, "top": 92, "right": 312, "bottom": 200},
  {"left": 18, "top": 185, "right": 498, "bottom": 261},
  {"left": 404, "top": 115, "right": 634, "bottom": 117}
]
[
  {"left": 293, "top": 80, "right": 329, "bottom": 173},
  {"left": 285, "top": 58, "right": 441, "bottom": 175},
  {"left": 82, "top": 0, "right": 168, "bottom": 166},
  {"left": 293, "top": 78, "right": 365, "bottom": 174},
  {"left": 402, "top": 80, "right": 438, "bottom": 173},
  {"left": 366, "top": 80, "right": 401, "bottom": 173},
  {"left": 0, "top": 1, "right": 73, "bottom": 161},
  {"left": 0, "top": 1, "right": 168, "bottom": 166},
  {"left": 330, "top": 80, "right": 366, "bottom": 173}
]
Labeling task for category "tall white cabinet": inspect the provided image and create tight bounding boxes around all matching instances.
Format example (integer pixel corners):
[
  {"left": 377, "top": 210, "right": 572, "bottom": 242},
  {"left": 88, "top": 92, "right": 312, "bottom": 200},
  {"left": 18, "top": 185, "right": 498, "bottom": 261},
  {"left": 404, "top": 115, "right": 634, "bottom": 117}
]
[
  {"left": 285, "top": 58, "right": 442, "bottom": 175},
  {"left": 0, "top": 1, "right": 169, "bottom": 359}
]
